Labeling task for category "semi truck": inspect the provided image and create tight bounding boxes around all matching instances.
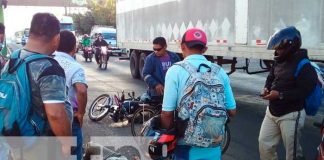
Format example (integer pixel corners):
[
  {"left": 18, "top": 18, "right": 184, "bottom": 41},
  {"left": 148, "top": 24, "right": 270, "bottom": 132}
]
[
  {"left": 116, "top": 0, "right": 324, "bottom": 79},
  {"left": 59, "top": 16, "right": 75, "bottom": 35}
]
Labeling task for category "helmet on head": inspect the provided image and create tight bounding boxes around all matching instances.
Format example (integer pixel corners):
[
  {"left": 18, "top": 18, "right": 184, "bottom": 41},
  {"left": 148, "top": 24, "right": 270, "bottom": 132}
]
[
  {"left": 83, "top": 34, "right": 89, "bottom": 38},
  {"left": 267, "top": 26, "right": 302, "bottom": 61},
  {"left": 142, "top": 115, "right": 177, "bottom": 160}
]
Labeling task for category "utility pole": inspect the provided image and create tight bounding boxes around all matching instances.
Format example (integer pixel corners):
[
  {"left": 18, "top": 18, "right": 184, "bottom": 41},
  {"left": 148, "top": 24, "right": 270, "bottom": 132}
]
[{"left": 64, "top": 0, "right": 68, "bottom": 15}]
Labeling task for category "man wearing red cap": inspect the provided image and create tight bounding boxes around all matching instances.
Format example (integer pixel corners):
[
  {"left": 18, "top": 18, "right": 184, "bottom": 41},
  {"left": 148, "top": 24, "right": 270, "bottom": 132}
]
[{"left": 161, "top": 28, "right": 236, "bottom": 159}]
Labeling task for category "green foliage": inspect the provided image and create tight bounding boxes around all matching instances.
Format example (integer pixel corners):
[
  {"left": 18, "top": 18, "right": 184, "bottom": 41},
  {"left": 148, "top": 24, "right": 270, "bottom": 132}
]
[
  {"left": 71, "top": 12, "right": 95, "bottom": 35},
  {"left": 71, "top": 0, "right": 116, "bottom": 35}
]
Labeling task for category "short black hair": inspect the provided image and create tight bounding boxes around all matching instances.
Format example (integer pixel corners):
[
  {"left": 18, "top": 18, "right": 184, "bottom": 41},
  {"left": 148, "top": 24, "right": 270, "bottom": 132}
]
[
  {"left": 57, "top": 30, "right": 76, "bottom": 53},
  {"left": 184, "top": 43, "right": 205, "bottom": 52},
  {"left": 0, "top": 23, "right": 5, "bottom": 34},
  {"left": 30, "top": 13, "right": 60, "bottom": 42},
  {"left": 153, "top": 37, "right": 167, "bottom": 47}
]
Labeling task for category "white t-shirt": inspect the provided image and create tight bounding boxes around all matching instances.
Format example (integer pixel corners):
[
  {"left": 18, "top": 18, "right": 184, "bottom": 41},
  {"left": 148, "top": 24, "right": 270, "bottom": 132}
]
[{"left": 53, "top": 51, "right": 87, "bottom": 114}]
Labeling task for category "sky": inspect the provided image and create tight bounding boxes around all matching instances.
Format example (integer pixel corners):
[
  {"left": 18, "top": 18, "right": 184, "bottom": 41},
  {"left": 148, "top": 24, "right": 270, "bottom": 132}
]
[{"left": 4, "top": 6, "right": 87, "bottom": 38}]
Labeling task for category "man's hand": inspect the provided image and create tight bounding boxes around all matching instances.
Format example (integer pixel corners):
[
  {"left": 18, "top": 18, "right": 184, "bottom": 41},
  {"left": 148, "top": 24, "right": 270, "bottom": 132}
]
[
  {"left": 74, "top": 112, "right": 84, "bottom": 127},
  {"left": 155, "top": 84, "right": 164, "bottom": 96},
  {"left": 260, "top": 88, "right": 270, "bottom": 97},
  {"left": 262, "top": 90, "right": 279, "bottom": 100}
]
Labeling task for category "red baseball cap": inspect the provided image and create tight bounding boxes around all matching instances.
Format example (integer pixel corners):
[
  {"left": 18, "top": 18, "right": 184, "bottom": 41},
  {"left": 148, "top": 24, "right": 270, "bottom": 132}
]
[{"left": 182, "top": 28, "right": 207, "bottom": 47}]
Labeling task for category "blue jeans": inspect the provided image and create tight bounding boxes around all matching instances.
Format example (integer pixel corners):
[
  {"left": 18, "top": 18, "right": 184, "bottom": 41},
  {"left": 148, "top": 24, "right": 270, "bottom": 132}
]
[
  {"left": 72, "top": 119, "right": 83, "bottom": 160},
  {"left": 173, "top": 145, "right": 190, "bottom": 160}
]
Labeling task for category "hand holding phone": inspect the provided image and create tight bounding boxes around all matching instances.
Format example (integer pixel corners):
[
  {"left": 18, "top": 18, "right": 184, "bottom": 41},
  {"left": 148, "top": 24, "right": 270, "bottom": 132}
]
[{"left": 259, "top": 88, "right": 270, "bottom": 97}]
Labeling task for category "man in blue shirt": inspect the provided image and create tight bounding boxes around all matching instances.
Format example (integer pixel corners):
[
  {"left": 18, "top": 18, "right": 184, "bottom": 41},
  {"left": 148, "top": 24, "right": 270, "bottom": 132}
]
[
  {"left": 161, "top": 28, "right": 237, "bottom": 160},
  {"left": 142, "top": 37, "right": 180, "bottom": 102}
]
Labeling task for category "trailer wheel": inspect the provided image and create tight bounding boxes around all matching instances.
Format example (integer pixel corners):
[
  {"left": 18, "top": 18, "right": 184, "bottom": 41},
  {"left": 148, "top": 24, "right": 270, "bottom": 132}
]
[
  {"left": 130, "top": 51, "right": 140, "bottom": 79},
  {"left": 139, "top": 52, "right": 147, "bottom": 79}
]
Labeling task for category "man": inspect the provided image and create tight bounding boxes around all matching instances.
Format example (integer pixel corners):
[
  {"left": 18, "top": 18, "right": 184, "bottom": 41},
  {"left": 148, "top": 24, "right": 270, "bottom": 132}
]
[
  {"left": 54, "top": 30, "right": 88, "bottom": 160},
  {"left": 142, "top": 37, "right": 180, "bottom": 102},
  {"left": 22, "top": 12, "right": 71, "bottom": 136},
  {"left": 0, "top": 22, "right": 6, "bottom": 69},
  {"left": 161, "top": 28, "right": 236, "bottom": 160},
  {"left": 82, "top": 34, "right": 91, "bottom": 46},
  {"left": 259, "top": 26, "right": 317, "bottom": 160},
  {"left": 93, "top": 34, "right": 108, "bottom": 64},
  {"left": 20, "top": 13, "right": 72, "bottom": 158}
]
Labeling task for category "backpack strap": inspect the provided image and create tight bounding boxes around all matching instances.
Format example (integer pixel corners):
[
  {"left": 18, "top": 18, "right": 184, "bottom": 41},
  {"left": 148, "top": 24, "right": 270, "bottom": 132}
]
[
  {"left": 8, "top": 50, "right": 51, "bottom": 135},
  {"left": 8, "top": 50, "right": 49, "bottom": 73},
  {"left": 210, "top": 63, "right": 221, "bottom": 76},
  {"left": 294, "top": 58, "right": 310, "bottom": 77},
  {"left": 175, "top": 61, "right": 197, "bottom": 74}
]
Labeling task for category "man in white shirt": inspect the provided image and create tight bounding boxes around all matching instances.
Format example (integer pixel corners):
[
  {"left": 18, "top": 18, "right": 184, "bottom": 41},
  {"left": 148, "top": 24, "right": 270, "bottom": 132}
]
[{"left": 54, "top": 30, "right": 88, "bottom": 160}]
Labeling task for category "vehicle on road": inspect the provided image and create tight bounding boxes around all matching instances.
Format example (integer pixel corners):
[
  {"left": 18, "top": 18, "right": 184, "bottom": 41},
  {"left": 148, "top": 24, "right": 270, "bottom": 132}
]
[
  {"left": 21, "top": 28, "right": 29, "bottom": 46},
  {"left": 90, "top": 25, "right": 123, "bottom": 56},
  {"left": 14, "top": 31, "right": 23, "bottom": 44},
  {"left": 82, "top": 46, "right": 93, "bottom": 62},
  {"left": 88, "top": 91, "right": 161, "bottom": 134},
  {"left": 95, "top": 46, "right": 109, "bottom": 70},
  {"left": 116, "top": 0, "right": 324, "bottom": 79},
  {"left": 59, "top": 16, "right": 75, "bottom": 34}
]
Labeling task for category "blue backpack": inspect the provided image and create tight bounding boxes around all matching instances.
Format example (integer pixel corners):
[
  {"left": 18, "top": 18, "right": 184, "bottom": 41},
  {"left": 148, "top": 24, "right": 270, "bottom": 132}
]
[
  {"left": 0, "top": 50, "right": 49, "bottom": 136},
  {"left": 176, "top": 61, "right": 228, "bottom": 148},
  {"left": 294, "top": 58, "right": 324, "bottom": 116}
]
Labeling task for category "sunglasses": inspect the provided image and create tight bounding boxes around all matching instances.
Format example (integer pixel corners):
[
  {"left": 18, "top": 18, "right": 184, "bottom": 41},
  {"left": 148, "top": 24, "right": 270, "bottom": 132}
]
[{"left": 153, "top": 47, "right": 163, "bottom": 51}]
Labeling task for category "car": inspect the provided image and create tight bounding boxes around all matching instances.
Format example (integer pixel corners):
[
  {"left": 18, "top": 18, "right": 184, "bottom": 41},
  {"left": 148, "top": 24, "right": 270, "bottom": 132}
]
[{"left": 21, "top": 28, "right": 29, "bottom": 46}]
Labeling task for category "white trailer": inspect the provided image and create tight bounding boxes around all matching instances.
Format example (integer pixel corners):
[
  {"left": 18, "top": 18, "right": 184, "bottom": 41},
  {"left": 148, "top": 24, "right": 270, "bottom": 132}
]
[{"left": 116, "top": 0, "right": 324, "bottom": 79}]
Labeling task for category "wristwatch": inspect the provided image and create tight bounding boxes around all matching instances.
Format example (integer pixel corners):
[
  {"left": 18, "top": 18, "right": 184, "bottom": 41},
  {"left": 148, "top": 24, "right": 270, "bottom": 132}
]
[{"left": 279, "top": 92, "right": 284, "bottom": 100}]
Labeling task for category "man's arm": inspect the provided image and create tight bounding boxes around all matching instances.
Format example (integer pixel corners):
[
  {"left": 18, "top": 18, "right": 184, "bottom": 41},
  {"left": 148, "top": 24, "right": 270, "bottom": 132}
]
[
  {"left": 221, "top": 69, "right": 237, "bottom": 117},
  {"left": 160, "top": 66, "right": 179, "bottom": 129},
  {"left": 264, "top": 63, "right": 275, "bottom": 90},
  {"left": 143, "top": 54, "right": 160, "bottom": 88},
  {"left": 44, "top": 103, "right": 72, "bottom": 136},
  {"left": 74, "top": 82, "right": 87, "bottom": 126},
  {"left": 161, "top": 111, "right": 174, "bottom": 129}
]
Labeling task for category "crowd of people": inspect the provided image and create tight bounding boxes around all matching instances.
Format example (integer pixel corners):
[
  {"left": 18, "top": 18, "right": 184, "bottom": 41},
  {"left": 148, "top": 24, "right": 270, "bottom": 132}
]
[{"left": 0, "top": 12, "right": 320, "bottom": 160}]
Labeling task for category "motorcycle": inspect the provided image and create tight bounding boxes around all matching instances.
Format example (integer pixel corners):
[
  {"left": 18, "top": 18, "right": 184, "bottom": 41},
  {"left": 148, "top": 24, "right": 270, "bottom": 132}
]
[
  {"left": 95, "top": 46, "right": 109, "bottom": 70},
  {"left": 82, "top": 46, "right": 93, "bottom": 62}
]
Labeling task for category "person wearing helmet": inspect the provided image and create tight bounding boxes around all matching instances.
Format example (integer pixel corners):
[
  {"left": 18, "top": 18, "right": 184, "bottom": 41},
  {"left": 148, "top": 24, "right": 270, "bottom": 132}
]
[
  {"left": 82, "top": 34, "right": 91, "bottom": 47},
  {"left": 93, "top": 34, "right": 109, "bottom": 64},
  {"left": 259, "top": 26, "right": 317, "bottom": 160}
]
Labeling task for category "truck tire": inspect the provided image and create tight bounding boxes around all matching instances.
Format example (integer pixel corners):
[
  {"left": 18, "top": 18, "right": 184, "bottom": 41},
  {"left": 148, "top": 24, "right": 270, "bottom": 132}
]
[
  {"left": 139, "top": 52, "right": 147, "bottom": 79},
  {"left": 130, "top": 51, "right": 140, "bottom": 79}
]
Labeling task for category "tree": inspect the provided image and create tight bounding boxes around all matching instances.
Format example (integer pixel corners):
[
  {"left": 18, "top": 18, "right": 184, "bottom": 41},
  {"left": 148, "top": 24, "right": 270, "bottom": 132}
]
[
  {"left": 71, "top": 0, "right": 116, "bottom": 35},
  {"left": 72, "top": 12, "right": 95, "bottom": 35},
  {"left": 88, "top": 0, "right": 116, "bottom": 27}
]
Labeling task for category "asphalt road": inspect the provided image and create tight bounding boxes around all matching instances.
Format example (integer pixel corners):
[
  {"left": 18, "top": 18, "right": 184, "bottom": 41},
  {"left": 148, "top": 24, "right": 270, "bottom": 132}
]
[{"left": 7, "top": 43, "right": 323, "bottom": 160}]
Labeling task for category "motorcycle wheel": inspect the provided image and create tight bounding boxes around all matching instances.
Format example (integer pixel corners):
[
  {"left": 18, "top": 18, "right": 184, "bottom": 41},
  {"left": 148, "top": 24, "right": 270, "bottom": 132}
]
[
  {"left": 104, "top": 55, "right": 108, "bottom": 70},
  {"left": 98, "top": 55, "right": 103, "bottom": 69},
  {"left": 102, "top": 54, "right": 108, "bottom": 70},
  {"left": 88, "top": 94, "right": 111, "bottom": 121}
]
